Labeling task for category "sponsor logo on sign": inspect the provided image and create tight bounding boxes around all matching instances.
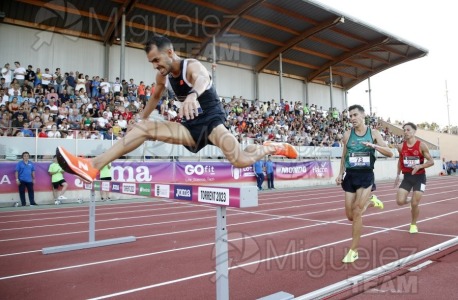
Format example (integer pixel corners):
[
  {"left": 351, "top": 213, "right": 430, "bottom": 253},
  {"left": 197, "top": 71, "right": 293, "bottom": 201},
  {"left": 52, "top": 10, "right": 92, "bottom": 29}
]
[
  {"left": 111, "top": 183, "right": 120, "bottom": 192},
  {"left": 93, "top": 181, "right": 101, "bottom": 190},
  {"left": 198, "top": 187, "right": 229, "bottom": 206},
  {"left": 184, "top": 164, "right": 215, "bottom": 176},
  {"left": 155, "top": 184, "right": 170, "bottom": 198},
  {"left": 174, "top": 185, "right": 192, "bottom": 200},
  {"left": 279, "top": 165, "right": 307, "bottom": 174},
  {"left": 231, "top": 165, "right": 255, "bottom": 180},
  {"left": 84, "top": 183, "right": 92, "bottom": 190},
  {"left": 139, "top": 183, "right": 152, "bottom": 196},
  {"left": 101, "top": 181, "right": 110, "bottom": 192},
  {"left": 122, "top": 183, "right": 136, "bottom": 194}
]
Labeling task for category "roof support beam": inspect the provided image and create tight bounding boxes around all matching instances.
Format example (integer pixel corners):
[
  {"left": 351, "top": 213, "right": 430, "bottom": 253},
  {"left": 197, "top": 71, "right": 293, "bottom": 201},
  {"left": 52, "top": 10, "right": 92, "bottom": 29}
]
[
  {"left": 103, "top": 0, "right": 138, "bottom": 45},
  {"left": 196, "top": 0, "right": 266, "bottom": 57},
  {"left": 308, "top": 37, "right": 390, "bottom": 82},
  {"left": 255, "top": 17, "right": 343, "bottom": 72}
]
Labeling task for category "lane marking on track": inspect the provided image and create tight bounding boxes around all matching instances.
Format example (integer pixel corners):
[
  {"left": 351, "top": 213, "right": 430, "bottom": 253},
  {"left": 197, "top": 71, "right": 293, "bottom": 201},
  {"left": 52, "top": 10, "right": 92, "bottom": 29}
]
[
  {"left": 87, "top": 211, "right": 458, "bottom": 300},
  {"left": 0, "top": 208, "right": 457, "bottom": 282}
]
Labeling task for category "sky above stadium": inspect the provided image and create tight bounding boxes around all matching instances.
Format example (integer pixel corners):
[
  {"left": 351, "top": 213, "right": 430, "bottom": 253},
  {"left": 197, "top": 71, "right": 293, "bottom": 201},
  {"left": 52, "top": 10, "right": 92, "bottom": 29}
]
[{"left": 316, "top": 0, "right": 458, "bottom": 129}]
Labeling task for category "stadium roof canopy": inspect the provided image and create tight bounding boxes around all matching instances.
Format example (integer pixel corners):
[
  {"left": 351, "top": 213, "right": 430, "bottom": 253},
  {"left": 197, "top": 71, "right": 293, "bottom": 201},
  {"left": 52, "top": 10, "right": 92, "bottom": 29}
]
[{"left": 2, "top": 0, "right": 428, "bottom": 89}]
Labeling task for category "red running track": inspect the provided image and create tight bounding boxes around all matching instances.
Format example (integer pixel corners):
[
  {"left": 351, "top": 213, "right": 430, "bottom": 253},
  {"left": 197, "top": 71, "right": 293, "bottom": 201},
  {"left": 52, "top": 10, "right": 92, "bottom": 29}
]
[{"left": 0, "top": 176, "right": 457, "bottom": 299}]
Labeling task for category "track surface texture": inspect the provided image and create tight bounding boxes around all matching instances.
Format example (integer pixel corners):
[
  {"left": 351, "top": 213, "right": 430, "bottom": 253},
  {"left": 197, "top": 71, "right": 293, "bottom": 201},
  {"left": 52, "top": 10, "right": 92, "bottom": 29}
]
[{"left": 0, "top": 176, "right": 457, "bottom": 299}]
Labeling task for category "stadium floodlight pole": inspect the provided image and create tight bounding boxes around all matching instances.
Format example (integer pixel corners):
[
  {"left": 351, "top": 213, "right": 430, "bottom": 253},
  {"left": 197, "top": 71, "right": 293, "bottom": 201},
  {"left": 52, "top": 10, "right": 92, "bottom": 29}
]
[
  {"left": 212, "top": 35, "right": 217, "bottom": 89},
  {"left": 279, "top": 52, "right": 283, "bottom": 101},
  {"left": 446, "top": 80, "right": 451, "bottom": 133},
  {"left": 120, "top": 9, "right": 126, "bottom": 82},
  {"left": 329, "top": 66, "right": 334, "bottom": 109}
]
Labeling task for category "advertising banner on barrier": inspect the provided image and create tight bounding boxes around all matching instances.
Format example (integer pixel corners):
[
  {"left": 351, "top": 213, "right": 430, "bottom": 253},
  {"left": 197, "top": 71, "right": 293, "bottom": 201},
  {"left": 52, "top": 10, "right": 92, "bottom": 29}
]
[{"left": 0, "top": 160, "right": 333, "bottom": 194}]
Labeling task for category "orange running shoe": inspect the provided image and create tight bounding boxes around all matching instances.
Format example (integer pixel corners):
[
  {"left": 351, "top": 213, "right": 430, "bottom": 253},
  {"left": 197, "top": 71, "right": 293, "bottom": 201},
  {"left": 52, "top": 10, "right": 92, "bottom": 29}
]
[
  {"left": 56, "top": 147, "right": 98, "bottom": 182},
  {"left": 263, "top": 141, "right": 298, "bottom": 159}
]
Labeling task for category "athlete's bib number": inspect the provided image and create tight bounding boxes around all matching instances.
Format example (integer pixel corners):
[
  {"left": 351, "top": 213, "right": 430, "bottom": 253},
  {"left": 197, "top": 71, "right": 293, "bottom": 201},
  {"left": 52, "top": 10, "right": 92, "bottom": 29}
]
[
  {"left": 349, "top": 152, "right": 370, "bottom": 167},
  {"left": 403, "top": 156, "right": 420, "bottom": 168}
]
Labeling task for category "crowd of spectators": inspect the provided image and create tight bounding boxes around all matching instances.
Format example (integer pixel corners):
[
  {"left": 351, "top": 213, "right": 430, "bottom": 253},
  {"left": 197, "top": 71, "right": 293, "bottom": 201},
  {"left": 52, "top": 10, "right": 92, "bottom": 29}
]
[{"left": 1, "top": 61, "right": 403, "bottom": 148}]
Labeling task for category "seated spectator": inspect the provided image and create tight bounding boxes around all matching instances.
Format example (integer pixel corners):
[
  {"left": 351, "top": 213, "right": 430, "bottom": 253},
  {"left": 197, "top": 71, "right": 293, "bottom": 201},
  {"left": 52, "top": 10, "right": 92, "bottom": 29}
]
[
  {"left": 68, "top": 109, "right": 82, "bottom": 129},
  {"left": 30, "top": 115, "right": 43, "bottom": 129},
  {"left": 47, "top": 124, "right": 61, "bottom": 138},
  {"left": 12, "top": 107, "right": 28, "bottom": 121},
  {"left": 44, "top": 115, "right": 56, "bottom": 130},
  {"left": 20, "top": 122, "right": 34, "bottom": 137}
]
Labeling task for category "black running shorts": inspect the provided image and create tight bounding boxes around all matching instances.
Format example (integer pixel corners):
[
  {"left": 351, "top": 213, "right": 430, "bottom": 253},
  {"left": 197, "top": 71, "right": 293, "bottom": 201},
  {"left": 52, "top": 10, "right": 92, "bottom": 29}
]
[
  {"left": 399, "top": 173, "right": 426, "bottom": 192},
  {"left": 181, "top": 111, "right": 227, "bottom": 153},
  {"left": 341, "top": 171, "right": 375, "bottom": 193}
]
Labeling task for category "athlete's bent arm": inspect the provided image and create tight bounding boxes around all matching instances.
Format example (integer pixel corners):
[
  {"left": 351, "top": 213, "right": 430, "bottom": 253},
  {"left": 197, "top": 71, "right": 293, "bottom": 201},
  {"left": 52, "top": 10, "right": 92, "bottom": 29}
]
[
  {"left": 411, "top": 142, "right": 434, "bottom": 175},
  {"left": 369, "top": 129, "right": 394, "bottom": 158},
  {"left": 180, "top": 60, "right": 212, "bottom": 120}
]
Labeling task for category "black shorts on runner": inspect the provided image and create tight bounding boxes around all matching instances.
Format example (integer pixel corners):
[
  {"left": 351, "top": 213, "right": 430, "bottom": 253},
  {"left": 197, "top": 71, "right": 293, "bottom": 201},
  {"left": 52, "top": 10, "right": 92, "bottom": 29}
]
[
  {"left": 341, "top": 171, "right": 375, "bottom": 193},
  {"left": 100, "top": 177, "right": 112, "bottom": 181},
  {"left": 181, "top": 110, "right": 227, "bottom": 153},
  {"left": 52, "top": 179, "right": 66, "bottom": 189},
  {"left": 399, "top": 173, "right": 426, "bottom": 192}
]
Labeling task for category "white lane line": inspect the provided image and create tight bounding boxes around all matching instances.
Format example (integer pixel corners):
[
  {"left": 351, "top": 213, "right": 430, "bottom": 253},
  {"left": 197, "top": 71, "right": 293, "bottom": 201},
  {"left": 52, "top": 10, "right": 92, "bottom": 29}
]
[{"left": 1, "top": 208, "right": 456, "bottom": 283}]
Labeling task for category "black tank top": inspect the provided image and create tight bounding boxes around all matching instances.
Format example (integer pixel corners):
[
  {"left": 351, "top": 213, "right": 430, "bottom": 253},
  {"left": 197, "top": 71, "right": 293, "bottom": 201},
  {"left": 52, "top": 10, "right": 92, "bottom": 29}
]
[{"left": 166, "top": 59, "right": 224, "bottom": 116}]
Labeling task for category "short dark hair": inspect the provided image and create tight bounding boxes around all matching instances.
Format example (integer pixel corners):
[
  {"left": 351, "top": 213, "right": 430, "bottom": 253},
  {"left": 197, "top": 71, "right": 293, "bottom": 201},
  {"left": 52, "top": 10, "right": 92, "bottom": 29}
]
[
  {"left": 348, "top": 104, "right": 365, "bottom": 113},
  {"left": 403, "top": 122, "right": 417, "bottom": 131},
  {"left": 144, "top": 36, "right": 173, "bottom": 53},
  {"left": 21, "top": 151, "right": 29, "bottom": 158}
]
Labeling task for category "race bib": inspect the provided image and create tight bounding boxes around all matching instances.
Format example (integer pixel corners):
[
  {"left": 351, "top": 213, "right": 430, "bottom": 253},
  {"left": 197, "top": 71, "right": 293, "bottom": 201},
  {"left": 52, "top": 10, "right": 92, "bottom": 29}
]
[
  {"left": 349, "top": 152, "right": 370, "bottom": 167},
  {"left": 403, "top": 156, "right": 420, "bottom": 168}
]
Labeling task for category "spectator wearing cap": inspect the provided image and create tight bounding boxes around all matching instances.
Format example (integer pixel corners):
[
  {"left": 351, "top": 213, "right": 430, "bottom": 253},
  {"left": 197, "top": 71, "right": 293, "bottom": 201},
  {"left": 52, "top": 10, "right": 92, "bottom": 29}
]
[{"left": 97, "top": 111, "right": 110, "bottom": 130}]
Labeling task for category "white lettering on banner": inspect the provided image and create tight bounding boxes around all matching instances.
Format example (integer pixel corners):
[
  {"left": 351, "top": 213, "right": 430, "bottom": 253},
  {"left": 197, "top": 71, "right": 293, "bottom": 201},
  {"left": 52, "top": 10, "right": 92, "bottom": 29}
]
[
  {"left": 231, "top": 166, "right": 255, "bottom": 180},
  {"left": 184, "top": 164, "right": 215, "bottom": 176},
  {"left": 155, "top": 184, "right": 170, "bottom": 198},
  {"left": 176, "top": 189, "right": 191, "bottom": 197},
  {"left": 122, "top": 183, "right": 136, "bottom": 194},
  {"left": 198, "top": 187, "right": 229, "bottom": 205},
  {"left": 280, "top": 166, "right": 307, "bottom": 174},
  {"left": 0, "top": 175, "right": 11, "bottom": 184},
  {"left": 112, "top": 166, "right": 152, "bottom": 182},
  {"left": 101, "top": 181, "right": 110, "bottom": 192}
]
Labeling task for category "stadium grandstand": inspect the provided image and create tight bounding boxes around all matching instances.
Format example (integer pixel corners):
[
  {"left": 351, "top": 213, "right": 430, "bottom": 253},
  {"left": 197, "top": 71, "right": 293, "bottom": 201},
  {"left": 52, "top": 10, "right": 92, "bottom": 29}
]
[{"left": 0, "top": 1, "right": 457, "bottom": 300}]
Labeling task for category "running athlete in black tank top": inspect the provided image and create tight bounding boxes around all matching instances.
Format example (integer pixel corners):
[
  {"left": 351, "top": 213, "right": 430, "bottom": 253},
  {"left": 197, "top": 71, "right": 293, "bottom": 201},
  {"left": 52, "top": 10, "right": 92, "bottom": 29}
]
[{"left": 55, "top": 36, "right": 299, "bottom": 184}]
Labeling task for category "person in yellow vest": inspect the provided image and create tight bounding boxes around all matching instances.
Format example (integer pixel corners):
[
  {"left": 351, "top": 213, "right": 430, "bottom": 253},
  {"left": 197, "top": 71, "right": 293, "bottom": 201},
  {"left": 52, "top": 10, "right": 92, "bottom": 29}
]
[
  {"left": 100, "top": 163, "right": 112, "bottom": 201},
  {"left": 48, "top": 155, "right": 68, "bottom": 200}
]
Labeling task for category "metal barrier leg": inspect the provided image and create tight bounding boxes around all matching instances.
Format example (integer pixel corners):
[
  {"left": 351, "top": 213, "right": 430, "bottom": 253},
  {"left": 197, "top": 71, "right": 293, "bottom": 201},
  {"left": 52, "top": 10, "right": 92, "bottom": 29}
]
[{"left": 215, "top": 206, "right": 229, "bottom": 300}]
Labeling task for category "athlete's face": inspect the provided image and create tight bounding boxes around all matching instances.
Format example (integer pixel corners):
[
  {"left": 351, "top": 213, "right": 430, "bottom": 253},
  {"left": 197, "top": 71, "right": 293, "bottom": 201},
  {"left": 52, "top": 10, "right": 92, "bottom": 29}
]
[
  {"left": 403, "top": 125, "right": 416, "bottom": 139},
  {"left": 147, "top": 45, "right": 173, "bottom": 76},
  {"left": 348, "top": 108, "right": 365, "bottom": 127}
]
